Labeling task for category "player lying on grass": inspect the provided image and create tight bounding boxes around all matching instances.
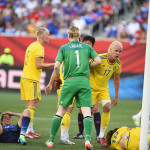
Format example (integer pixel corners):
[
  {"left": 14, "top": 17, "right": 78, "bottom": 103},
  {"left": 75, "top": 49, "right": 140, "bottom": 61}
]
[
  {"left": 45, "top": 35, "right": 97, "bottom": 145},
  {"left": 106, "top": 126, "right": 150, "bottom": 150},
  {"left": 0, "top": 110, "right": 30, "bottom": 143}
]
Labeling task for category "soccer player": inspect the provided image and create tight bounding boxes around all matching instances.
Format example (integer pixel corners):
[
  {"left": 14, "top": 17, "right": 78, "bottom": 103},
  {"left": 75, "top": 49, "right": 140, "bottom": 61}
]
[
  {"left": 132, "top": 109, "right": 142, "bottom": 126},
  {"left": 45, "top": 35, "right": 96, "bottom": 145},
  {"left": 46, "top": 26, "right": 101, "bottom": 149},
  {"left": 0, "top": 111, "right": 30, "bottom": 143},
  {"left": 74, "top": 41, "right": 123, "bottom": 147},
  {"left": 19, "top": 27, "right": 54, "bottom": 144},
  {"left": 106, "top": 126, "right": 150, "bottom": 150}
]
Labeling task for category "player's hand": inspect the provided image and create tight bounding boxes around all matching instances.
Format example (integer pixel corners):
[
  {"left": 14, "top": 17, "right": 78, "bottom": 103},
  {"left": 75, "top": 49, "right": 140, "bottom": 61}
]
[
  {"left": 45, "top": 85, "right": 52, "bottom": 95},
  {"left": 54, "top": 77, "right": 62, "bottom": 90},
  {"left": 112, "top": 97, "right": 118, "bottom": 107}
]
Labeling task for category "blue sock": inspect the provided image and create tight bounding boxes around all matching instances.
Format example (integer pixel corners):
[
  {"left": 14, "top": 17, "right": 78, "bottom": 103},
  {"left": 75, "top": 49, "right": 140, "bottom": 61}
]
[
  {"left": 78, "top": 113, "right": 84, "bottom": 135},
  {"left": 20, "top": 116, "right": 30, "bottom": 136},
  {"left": 94, "top": 112, "right": 101, "bottom": 136}
]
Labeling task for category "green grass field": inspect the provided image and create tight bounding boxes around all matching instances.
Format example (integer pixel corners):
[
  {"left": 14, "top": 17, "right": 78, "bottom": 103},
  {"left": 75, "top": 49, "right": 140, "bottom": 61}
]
[{"left": 0, "top": 91, "right": 142, "bottom": 150}]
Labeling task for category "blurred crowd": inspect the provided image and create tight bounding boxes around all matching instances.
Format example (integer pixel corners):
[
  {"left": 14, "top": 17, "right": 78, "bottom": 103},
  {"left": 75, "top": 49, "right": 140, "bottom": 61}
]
[{"left": 0, "top": 0, "right": 148, "bottom": 41}]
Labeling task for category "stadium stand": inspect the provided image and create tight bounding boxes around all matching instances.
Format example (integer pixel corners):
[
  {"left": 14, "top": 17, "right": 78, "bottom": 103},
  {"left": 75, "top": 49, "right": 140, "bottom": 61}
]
[{"left": 0, "top": 0, "right": 148, "bottom": 41}]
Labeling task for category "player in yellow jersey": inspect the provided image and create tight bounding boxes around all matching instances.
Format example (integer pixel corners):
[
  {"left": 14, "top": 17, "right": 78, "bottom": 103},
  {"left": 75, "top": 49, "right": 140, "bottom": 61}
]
[
  {"left": 74, "top": 41, "right": 123, "bottom": 147},
  {"left": 132, "top": 109, "right": 142, "bottom": 126},
  {"left": 106, "top": 126, "right": 150, "bottom": 150},
  {"left": 18, "top": 27, "right": 54, "bottom": 145},
  {"left": 45, "top": 35, "right": 96, "bottom": 145}
]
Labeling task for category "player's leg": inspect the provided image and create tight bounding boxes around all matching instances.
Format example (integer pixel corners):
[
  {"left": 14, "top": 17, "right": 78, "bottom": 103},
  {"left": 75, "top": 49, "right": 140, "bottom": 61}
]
[
  {"left": 25, "top": 100, "right": 40, "bottom": 138},
  {"left": 18, "top": 109, "right": 30, "bottom": 145},
  {"left": 47, "top": 79, "right": 76, "bottom": 148},
  {"left": 73, "top": 108, "right": 84, "bottom": 139},
  {"left": 47, "top": 105, "right": 67, "bottom": 148},
  {"left": 21, "top": 80, "right": 41, "bottom": 139},
  {"left": 60, "top": 106, "right": 75, "bottom": 145},
  {"left": 76, "top": 78, "right": 93, "bottom": 149},
  {"left": 132, "top": 109, "right": 142, "bottom": 126},
  {"left": 92, "top": 100, "right": 101, "bottom": 142},
  {"left": 81, "top": 107, "right": 93, "bottom": 149},
  {"left": 99, "top": 101, "right": 110, "bottom": 147}
]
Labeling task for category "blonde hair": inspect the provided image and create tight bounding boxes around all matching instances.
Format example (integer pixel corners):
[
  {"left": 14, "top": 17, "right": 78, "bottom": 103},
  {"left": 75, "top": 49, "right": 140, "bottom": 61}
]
[
  {"left": 35, "top": 27, "right": 48, "bottom": 37},
  {"left": 67, "top": 26, "right": 80, "bottom": 38},
  {"left": 108, "top": 41, "right": 123, "bottom": 52}
]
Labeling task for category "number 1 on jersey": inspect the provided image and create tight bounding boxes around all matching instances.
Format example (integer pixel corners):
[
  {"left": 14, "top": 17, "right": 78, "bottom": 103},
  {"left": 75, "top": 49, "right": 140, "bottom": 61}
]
[{"left": 75, "top": 50, "right": 80, "bottom": 67}]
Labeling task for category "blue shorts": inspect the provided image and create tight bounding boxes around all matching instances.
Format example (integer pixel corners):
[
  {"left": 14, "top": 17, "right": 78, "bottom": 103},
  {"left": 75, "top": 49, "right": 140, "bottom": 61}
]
[{"left": 0, "top": 124, "right": 21, "bottom": 143}]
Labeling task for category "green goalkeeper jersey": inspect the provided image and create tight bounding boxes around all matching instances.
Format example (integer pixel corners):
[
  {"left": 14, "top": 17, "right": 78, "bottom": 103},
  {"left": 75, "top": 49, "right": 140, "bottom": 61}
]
[{"left": 55, "top": 40, "right": 98, "bottom": 80}]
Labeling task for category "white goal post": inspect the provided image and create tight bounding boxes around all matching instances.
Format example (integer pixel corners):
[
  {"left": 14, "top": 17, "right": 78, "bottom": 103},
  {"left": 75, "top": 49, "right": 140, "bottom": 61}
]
[{"left": 139, "top": 1, "right": 150, "bottom": 150}]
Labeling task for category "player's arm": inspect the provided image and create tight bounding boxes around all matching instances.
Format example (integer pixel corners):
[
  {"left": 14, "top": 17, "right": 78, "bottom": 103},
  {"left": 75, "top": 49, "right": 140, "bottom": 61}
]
[
  {"left": 112, "top": 73, "right": 120, "bottom": 107},
  {"left": 3, "top": 112, "right": 22, "bottom": 118},
  {"left": 90, "top": 56, "right": 101, "bottom": 68},
  {"left": 35, "top": 57, "right": 54, "bottom": 69},
  {"left": 54, "top": 61, "right": 62, "bottom": 90},
  {"left": 45, "top": 71, "right": 55, "bottom": 95}
]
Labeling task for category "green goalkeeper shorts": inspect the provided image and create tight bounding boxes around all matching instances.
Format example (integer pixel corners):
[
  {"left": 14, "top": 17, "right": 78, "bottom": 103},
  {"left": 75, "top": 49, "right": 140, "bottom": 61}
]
[{"left": 59, "top": 78, "right": 93, "bottom": 108}]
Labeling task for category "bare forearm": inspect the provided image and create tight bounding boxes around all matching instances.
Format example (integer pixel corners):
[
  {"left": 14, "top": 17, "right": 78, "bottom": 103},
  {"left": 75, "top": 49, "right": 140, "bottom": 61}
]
[
  {"left": 90, "top": 56, "right": 101, "bottom": 68},
  {"left": 48, "top": 71, "right": 55, "bottom": 86},
  {"left": 114, "top": 74, "right": 120, "bottom": 97},
  {"left": 36, "top": 63, "right": 55, "bottom": 69},
  {"left": 4, "top": 112, "right": 22, "bottom": 118}
]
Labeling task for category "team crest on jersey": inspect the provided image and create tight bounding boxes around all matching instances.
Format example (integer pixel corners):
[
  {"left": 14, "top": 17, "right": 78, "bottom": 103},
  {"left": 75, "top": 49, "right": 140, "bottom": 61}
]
[
  {"left": 41, "top": 50, "right": 44, "bottom": 55},
  {"left": 102, "top": 65, "right": 105, "bottom": 67},
  {"left": 107, "top": 66, "right": 111, "bottom": 69},
  {"left": 113, "top": 66, "right": 116, "bottom": 71}
]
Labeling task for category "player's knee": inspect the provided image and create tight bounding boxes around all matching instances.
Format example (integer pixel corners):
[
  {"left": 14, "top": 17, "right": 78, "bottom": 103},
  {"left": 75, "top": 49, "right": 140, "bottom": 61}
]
[
  {"left": 92, "top": 104, "right": 99, "bottom": 113},
  {"left": 103, "top": 103, "right": 111, "bottom": 113},
  {"left": 23, "top": 109, "right": 30, "bottom": 117}
]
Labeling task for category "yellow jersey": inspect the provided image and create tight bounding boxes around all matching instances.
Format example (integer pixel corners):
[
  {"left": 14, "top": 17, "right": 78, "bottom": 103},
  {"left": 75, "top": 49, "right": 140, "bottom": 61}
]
[
  {"left": 90, "top": 53, "right": 122, "bottom": 91},
  {"left": 59, "top": 61, "right": 65, "bottom": 85},
  {"left": 111, "top": 126, "right": 130, "bottom": 150},
  {"left": 21, "top": 41, "right": 44, "bottom": 82}
]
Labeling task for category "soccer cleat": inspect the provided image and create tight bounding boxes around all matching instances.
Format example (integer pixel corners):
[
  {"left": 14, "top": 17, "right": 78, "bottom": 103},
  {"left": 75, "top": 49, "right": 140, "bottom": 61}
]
[
  {"left": 25, "top": 131, "right": 40, "bottom": 138},
  {"left": 99, "top": 137, "right": 107, "bottom": 147},
  {"left": 132, "top": 115, "right": 140, "bottom": 126},
  {"left": 85, "top": 141, "right": 93, "bottom": 150},
  {"left": 47, "top": 141, "right": 54, "bottom": 148},
  {"left": 34, "top": 132, "right": 41, "bottom": 137},
  {"left": 18, "top": 135, "right": 27, "bottom": 145},
  {"left": 73, "top": 133, "right": 84, "bottom": 139},
  {"left": 60, "top": 139, "right": 75, "bottom": 145}
]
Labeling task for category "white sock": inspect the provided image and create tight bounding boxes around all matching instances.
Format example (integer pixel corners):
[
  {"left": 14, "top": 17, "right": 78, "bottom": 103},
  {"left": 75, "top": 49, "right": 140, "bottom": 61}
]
[
  {"left": 61, "top": 129, "right": 69, "bottom": 140},
  {"left": 99, "top": 130, "right": 105, "bottom": 138},
  {"left": 26, "top": 123, "right": 34, "bottom": 134}
]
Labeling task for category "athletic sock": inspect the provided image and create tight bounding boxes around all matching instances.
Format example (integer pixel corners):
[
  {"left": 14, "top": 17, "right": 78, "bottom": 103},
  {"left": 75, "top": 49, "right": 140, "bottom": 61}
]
[
  {"left": 20, "top": 116, "right": 30, "bottom": 136},
  {"left": 61, "top": 112, "right": 71, "bottom": 140},
  {"left": 94, "top": 112, "right": 101, "bottom": 136},
  {"left": 84, "top": 116, "right": 93, "bottom": 142},
  {"left": 100, "top": 112, "right": 110, "bottom": 138},
  {"left": 78, "top": 113, "right": 84, "bottom": 135},
  {"left": 49, "top": 115, "right": 62, "bottom": 143}
]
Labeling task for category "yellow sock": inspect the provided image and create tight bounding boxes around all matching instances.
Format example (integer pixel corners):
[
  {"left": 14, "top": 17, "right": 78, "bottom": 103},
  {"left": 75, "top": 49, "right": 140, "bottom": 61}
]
[
  {"left": 28, "top": 106, "right": 36, "bottom": 126},
  {"left": 61, "top": 112, "right": 71, "bottom": 140},
  {"left": 100, "top": 112, "right": 110, "bottom": 137}
]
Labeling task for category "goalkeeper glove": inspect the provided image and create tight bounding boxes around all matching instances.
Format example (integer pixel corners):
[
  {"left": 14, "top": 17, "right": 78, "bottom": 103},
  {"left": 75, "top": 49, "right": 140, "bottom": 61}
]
[{"left": 54, "top": 77, "right": 62, "bottom": 90}]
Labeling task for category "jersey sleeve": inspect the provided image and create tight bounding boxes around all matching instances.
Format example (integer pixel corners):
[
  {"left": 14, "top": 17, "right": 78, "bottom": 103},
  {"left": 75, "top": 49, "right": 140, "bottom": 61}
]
[
  {"left": 55, "top": 47, "right": 63, "bottom": 63},
  {"left": 90, "top": 47, "right": 98, "bottom": 60},
  {"left": 115, "top": 64, "right": 122, "bottom": 74},
  {"left": 35, "top": 46, "right": 44, "bottom": 58}
]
